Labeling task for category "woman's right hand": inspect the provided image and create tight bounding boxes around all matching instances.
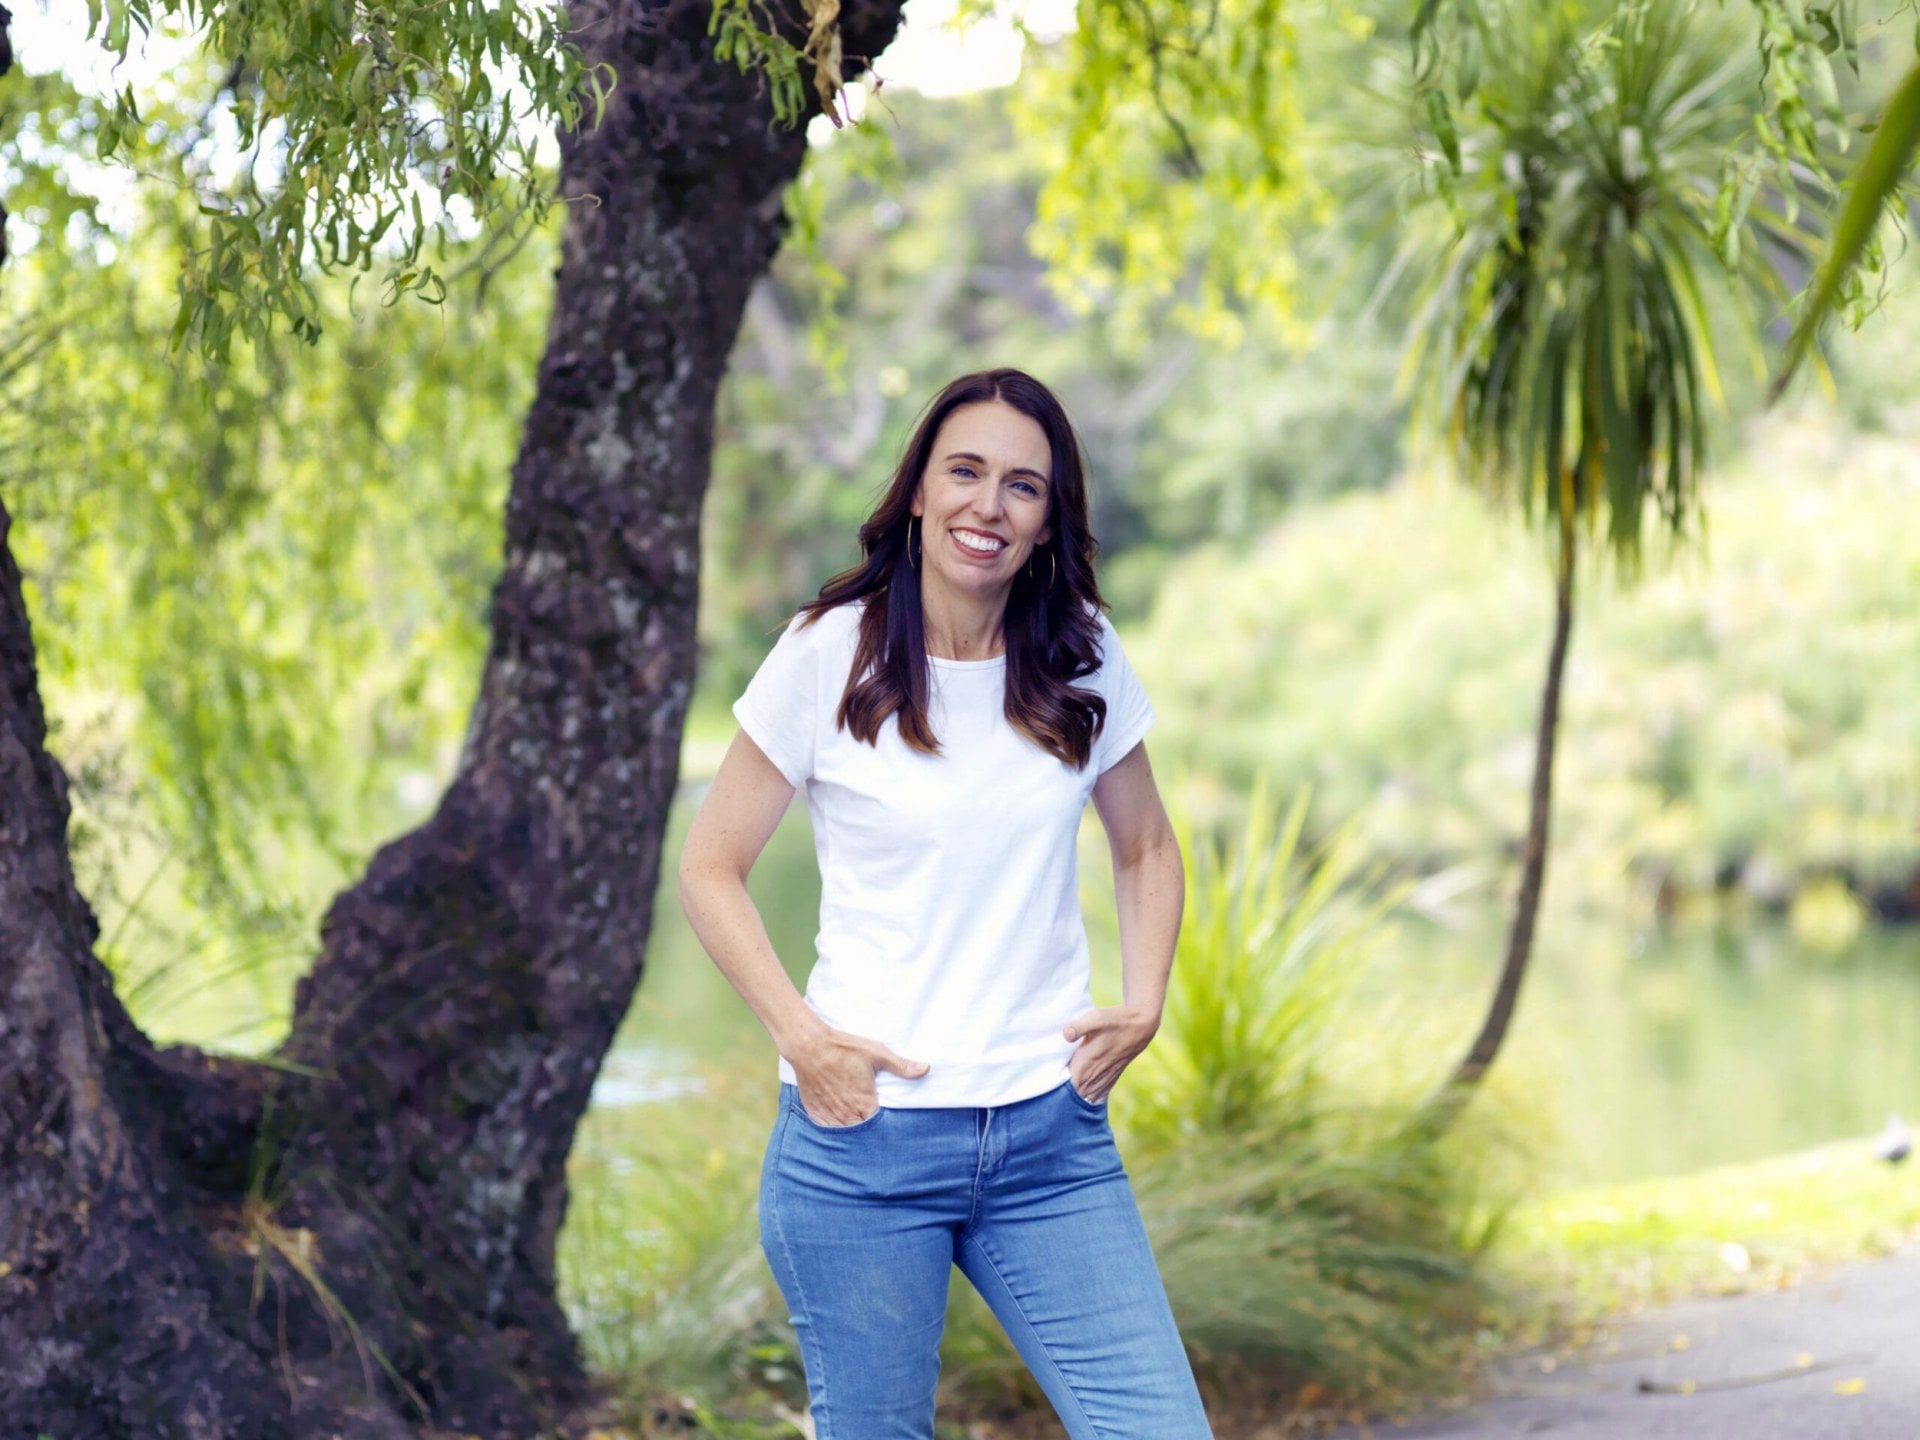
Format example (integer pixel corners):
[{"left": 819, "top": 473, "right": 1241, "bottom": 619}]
[{"left": 788, "top": 1025, "right": 928, "bottom": 1126}]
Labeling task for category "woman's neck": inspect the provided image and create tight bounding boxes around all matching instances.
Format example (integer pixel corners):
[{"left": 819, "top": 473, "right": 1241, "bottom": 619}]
[{"left": 921, "top": 579, "right": 1010, "bottom": 661}]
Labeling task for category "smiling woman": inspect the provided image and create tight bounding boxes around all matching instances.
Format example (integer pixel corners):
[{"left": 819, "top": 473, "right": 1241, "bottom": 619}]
[
  {"left": 675, "top": 368, "right": 1213, "bottom": 1439},
  {"left": 915, "top": 403, "right": 1054, "bottom": 601}
]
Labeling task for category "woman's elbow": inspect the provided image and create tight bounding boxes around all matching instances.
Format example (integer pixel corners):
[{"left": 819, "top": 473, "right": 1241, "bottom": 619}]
[
  {"left": 1116, "top": 820, "right": 1181, "bottom": 877},
  {"left": 678, "top": 844, "right": 745, "bottom": 917},
  {"left": 1153, "top": 825, "right": 1184, "bottom": 885},
  {"left": 677, "top": 844, "right": 716, "bottom": 917}
]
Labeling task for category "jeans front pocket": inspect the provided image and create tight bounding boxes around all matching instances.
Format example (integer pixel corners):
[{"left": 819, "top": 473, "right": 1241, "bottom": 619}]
[
  {"left": 786, "top": 1083, "right": 885, "bottom": 1133},
  {"left": 1064, "top": 1076, "right": 1108, "bottom": 1111}
]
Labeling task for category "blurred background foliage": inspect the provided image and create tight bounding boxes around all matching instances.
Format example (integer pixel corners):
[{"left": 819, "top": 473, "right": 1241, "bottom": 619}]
[
  {"left": 1133, "top": 427, "right": 1920, "bottom": 921},
  {"left": 4, "top": 56, "right": 554, "bottom": 1016}
]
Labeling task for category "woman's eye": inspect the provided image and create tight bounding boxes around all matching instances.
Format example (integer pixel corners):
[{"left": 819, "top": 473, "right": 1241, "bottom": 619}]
[
  {"left": 952, "top": 466, "right": 977, "bottom": 478},
  {"left": 1012, "top": 480, "right": 1039, "bottom": 497}
]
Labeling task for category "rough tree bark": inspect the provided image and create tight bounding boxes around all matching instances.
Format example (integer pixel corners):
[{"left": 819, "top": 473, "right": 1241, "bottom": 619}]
[{"left": 0, "top": 3, "right": 905, "bottom": 1436}]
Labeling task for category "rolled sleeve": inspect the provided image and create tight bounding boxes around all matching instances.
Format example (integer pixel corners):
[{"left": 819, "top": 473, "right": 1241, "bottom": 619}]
[
  {"left": 1093, "top": 617, "right": 1156, "bottom": 774},
  {"left": 732, "top": 613, "right": 819, "bottom": 787}
]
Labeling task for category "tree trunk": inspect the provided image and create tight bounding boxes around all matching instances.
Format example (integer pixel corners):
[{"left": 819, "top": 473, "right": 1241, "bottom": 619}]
[
  {"left": 1436, "top": 511, "right": 1577, "bottom": 1105},
  {"left": 0, "top": 3, "right": 905, "bottom": 1436}
]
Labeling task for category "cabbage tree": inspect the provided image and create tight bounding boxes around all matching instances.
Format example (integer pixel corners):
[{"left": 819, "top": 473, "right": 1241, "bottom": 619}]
[{"left": 1398, "top": 0, "right": 1843, "bottom": 1103}]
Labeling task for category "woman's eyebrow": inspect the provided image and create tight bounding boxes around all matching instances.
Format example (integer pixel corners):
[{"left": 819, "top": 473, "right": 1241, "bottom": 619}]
[{"left": 943, "top": 452, "right": 1049, "bottom": 488}]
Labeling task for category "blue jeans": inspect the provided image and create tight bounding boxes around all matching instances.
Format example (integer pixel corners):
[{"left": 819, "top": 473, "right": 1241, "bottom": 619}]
[{"left": 759, "top": 1077, "right": 1214, "bottom": 1439}]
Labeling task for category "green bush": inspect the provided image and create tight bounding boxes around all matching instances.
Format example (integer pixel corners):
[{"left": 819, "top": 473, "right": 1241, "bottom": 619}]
[
  {"left": 1130, "top": 426, "right": 1920, "bottom": 917},
  {"left": 1120, "top": 781, "right": 1401, "bottom": 1143},
  {"left": 1102, "top": 782, "right": 1517, "bottom": 1407}
]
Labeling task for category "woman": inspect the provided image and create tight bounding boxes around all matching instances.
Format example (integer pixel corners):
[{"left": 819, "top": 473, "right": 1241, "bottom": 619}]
[{"left": 678, "top": 369, "right": 1213, "bottom": 1439}]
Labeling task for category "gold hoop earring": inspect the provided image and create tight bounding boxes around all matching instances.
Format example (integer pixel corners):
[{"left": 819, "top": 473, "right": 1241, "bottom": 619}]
[
  {"left": 907, "top": 516, "right": 918, "bottom": 570},
  {"left": 1028, "top": 548, "right": 1057, "bottom": 590}
]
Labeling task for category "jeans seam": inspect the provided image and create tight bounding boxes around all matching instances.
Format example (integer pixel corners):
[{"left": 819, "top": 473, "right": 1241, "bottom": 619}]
[
  {"left": 964, "top": 1230, "right": 1108, "bottom": 1440},
  {"left": 768, "top": 1108, "right": 833, "bottom": 1434},
  {"left": 965, "top": 1108, "right": 990, "bottom": 1234}
]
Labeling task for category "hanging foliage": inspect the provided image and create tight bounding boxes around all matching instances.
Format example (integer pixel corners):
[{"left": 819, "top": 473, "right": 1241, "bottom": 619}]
[{"left": 73, "top": 0, "right": 604, "bottom": 359}]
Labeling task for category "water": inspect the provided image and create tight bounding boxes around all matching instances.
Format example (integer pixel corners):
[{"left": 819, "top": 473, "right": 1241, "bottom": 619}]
[
  {"left": 618, "top": 791, "right": 1920, "bottom": 1185},
  {"left": 1390, "top": 909, "right": 1920, "bottom": 1181}
]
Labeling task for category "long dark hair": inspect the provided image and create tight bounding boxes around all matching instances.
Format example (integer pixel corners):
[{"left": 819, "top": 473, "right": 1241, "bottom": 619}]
[{"left": 797, "top": 368, "right": 1111, "bottom": 769}]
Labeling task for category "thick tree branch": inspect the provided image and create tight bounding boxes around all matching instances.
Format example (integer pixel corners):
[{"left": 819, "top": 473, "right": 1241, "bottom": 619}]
[{"left": 1, "top": 490, "right": 291, "bottom": 1436}]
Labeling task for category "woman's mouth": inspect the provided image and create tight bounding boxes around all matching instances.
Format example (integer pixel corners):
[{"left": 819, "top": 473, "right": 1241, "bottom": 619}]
[{"left": 951, "top": 527, "right": 1008, "bottom": 558}]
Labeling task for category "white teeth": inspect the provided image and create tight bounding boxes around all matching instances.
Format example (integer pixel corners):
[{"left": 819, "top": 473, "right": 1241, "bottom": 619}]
[{"left": 954, "top": 530, "right": 1005, "bottom": 554}]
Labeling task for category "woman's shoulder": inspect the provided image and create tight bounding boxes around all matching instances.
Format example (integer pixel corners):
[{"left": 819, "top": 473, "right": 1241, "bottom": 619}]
[
  {"left": 782, "top": 597, "right": 865, "bottom": 658},
  {"left": 1075, "top": 599, "right": 1123, "bottom": 655}
]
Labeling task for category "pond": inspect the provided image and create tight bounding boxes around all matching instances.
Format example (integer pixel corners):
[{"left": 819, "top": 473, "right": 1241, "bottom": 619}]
[{"left": 609, "top": 786, "right": 1920, "bottom": 1186}]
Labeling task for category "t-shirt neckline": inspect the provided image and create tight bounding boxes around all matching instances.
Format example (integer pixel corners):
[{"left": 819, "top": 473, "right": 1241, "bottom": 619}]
[{"left": 927, "top": 651, "right": 1006, "bottom": 670}]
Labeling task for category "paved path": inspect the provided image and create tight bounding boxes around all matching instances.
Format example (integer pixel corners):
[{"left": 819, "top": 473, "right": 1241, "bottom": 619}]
[{"left": 1340, "top": 1244, "right": 1920, "bottom": 1439}]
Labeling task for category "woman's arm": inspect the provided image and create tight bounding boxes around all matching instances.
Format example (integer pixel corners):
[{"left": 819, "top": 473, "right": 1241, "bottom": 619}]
[
  {"left": 677, "top": 729, "right": 927, "bottom": 1124},
  {"left": 1067, "top": 740, "right": 1185, "bottom": 1100},
  {"left": 677, "top": 730, "right": 823, "bottom": 1061}
]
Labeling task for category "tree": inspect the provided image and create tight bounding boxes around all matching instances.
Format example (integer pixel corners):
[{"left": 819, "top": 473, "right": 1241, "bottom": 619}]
[
  {"left": 0, "top": 2, "right": 907, "bottom": 1435},
  {"left": 1394, "top": 0, "right": 1860, "bottom": 1102}
]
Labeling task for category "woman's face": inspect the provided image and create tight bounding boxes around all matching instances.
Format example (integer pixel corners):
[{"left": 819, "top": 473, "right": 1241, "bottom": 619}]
[{"left": 910, "top": 400, "right": 1054, "bottom": 605}]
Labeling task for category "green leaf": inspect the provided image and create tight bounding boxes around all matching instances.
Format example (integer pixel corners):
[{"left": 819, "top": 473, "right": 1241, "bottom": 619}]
[
  {"left": 1807, "top": 7, "right": 1841, "bottom": 58},
  {"left": 1427, "top": 89, "right": 1462, "bottom": 174},
  {"left": 1773, "top": 61, "right": 1920, "bottom": 397}
]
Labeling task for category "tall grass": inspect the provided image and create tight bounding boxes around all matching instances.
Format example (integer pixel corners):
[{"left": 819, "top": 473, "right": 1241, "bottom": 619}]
[
  {"left": 562, "top": 1060, "right": 803, "bottom": 1423},
  {"left": 560, "top": 784, "right": 1533, "bottom": 1430},
  {"left": 1120, "top": 779, "right": 1403, "bottom": 1144},
  {"left": 1091, "top": 780, "right": 1523, "bottom": 1409}
]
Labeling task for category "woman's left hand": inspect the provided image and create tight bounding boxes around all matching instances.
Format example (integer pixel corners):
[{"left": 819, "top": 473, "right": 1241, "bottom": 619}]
[{"left": 1063, "top": 1003, "right": 1161, "bottom": 1103}]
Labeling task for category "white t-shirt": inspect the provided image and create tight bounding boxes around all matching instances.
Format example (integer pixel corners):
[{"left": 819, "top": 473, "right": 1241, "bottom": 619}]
[{"left": 730, "top": 599, "right": 1156, "bottom": 1108}]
